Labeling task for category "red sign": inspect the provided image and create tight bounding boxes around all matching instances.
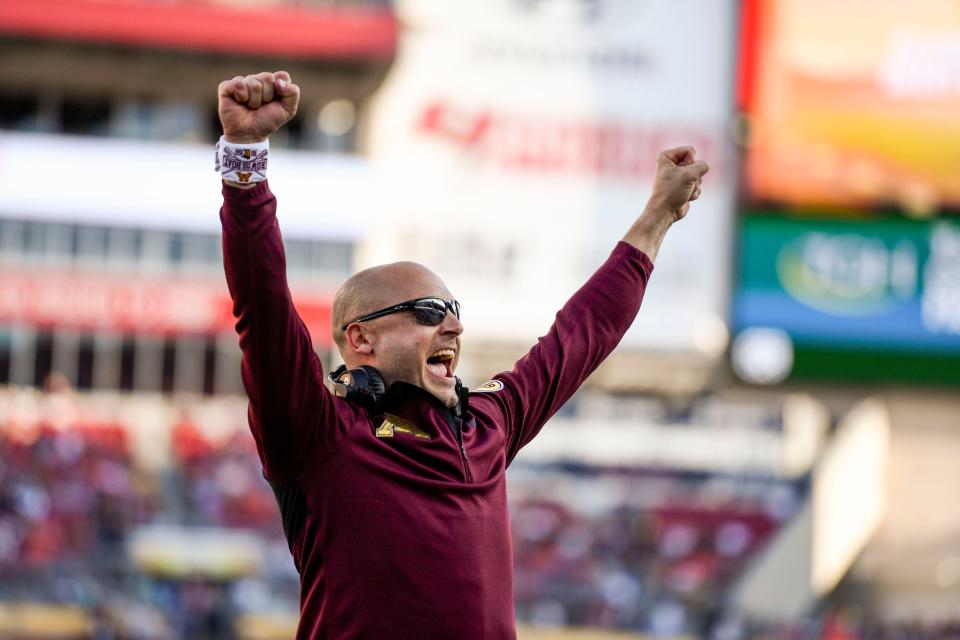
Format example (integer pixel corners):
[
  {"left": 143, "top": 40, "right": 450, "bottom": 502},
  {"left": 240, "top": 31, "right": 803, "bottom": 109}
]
[
  {"left": 0, "top": 0, "right": 395, "bottom": 60},
  {"left": 0, "top": 268, "right": 333, "bottom": 344},
  {"left": 417, "top": 100, "right": 723, "bottom": 182}
]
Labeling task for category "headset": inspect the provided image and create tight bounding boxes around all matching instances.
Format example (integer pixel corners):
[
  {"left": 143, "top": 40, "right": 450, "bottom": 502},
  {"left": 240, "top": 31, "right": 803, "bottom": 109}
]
[
  {"left": 328, "top": 364, "right": 469, "bottom": 416},
  {"left": 328, "top": 364, "right": 387, "bottom": 412}
]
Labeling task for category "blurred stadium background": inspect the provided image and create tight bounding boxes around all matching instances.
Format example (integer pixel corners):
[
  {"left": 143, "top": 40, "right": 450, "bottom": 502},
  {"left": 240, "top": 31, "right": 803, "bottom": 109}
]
[{"left": 0, "top": 0, "right": 959, "bottom": 638}]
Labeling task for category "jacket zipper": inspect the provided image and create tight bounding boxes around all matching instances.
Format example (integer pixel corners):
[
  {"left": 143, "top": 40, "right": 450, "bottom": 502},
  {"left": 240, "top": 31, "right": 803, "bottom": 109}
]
[{"left": 453, "top": 416, "right": 473, "bottom": 483}]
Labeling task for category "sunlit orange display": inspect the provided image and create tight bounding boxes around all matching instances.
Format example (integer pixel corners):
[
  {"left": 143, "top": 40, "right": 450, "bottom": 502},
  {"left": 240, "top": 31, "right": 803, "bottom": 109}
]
[{"left": 740, "top": 0, "right": 960, "bottom": 214}]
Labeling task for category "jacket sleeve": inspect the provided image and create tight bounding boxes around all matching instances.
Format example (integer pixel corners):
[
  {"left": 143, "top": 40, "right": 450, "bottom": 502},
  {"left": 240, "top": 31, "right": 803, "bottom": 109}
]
[
  {"left": 220, "top": 180, "right": 346, "bottom": 482},
  {"left": 486, "top": 241, "right": 654, "bottom": 464}
]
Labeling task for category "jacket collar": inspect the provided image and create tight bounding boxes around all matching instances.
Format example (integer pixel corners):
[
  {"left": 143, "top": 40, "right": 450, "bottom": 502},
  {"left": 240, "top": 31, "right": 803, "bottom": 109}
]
[{"left": 379, "top": 379, "right": 469, "bottom": 422}]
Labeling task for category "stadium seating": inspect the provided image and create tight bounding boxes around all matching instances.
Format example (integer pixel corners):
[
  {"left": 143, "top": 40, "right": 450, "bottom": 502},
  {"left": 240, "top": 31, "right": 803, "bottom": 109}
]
[{"left": 1, "top": 388, "right": 956, "bottom": 639}]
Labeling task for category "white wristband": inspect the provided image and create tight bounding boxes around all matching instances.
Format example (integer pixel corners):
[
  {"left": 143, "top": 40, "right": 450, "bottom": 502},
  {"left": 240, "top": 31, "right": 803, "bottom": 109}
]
[{"left": 215, "top": 135, "right": 269, "bottom": 184}]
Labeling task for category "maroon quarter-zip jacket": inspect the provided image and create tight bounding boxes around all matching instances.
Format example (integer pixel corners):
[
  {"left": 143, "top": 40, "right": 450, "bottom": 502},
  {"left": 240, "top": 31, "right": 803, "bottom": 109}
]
[{"left": 220, "top": 181, "right": 654, "bottom": 639}]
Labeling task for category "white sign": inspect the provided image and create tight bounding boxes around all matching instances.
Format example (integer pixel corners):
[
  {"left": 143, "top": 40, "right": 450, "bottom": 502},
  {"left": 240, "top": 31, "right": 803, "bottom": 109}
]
[
  {"left": 364, "top": 0, "right": 736, "bottom": 352},
  {"left": 0, "top": 132, "right": 381, "bottom": 241}
]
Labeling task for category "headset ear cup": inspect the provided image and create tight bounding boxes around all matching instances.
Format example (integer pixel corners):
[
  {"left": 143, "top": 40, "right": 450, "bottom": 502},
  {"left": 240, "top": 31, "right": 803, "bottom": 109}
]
[
  {"left": 357, "top": 366, "right": 386, "bottom": 399},
  {"left": 327, "top": 364, "right": 351, "bottom": 398},
  {"left": 327, "top": 365, "right": 385, "bottom": 412}
]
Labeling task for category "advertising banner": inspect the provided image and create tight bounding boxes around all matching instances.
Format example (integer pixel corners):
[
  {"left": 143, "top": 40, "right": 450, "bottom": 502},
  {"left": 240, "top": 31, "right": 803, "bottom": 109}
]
[
  {"left": 0, "top": 267, "right": 333, "bottom": 341},
  {"left": 739, "top": 0, "right": 960, "bottom": 213},
  {"left": 735, "top": 215, "right": 960, "bottom": 355},
  {"left": 364, "top": 0, "right": 737, "bottom": 353}
]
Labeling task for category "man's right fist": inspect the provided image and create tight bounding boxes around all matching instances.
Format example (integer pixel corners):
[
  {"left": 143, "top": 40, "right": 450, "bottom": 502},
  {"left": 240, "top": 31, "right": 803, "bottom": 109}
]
[
  {"left": 646, "top": 146, "right": 710, "bottom": 224},
  {"left": 218, "top": 71, "right": 300, "bottom": 144}
]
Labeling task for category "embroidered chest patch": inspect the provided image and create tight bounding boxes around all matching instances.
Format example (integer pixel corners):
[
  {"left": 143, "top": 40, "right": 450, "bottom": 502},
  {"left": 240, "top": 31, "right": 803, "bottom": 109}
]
[
  {"left": 376, "top": 414, "right": 432, "bottom": 440},
  {"left": 472, "top": 379, "right": 504, "bottom": 393}
]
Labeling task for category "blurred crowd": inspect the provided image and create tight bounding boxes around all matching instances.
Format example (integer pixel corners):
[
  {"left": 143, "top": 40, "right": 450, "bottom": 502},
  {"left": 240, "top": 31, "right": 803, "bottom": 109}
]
[
  {"left": 727, "top": 616, "right": 960, "bottom": 640},
  {"left": 0, "top": 417, "right": 152, "bottom": 573},
  {"left": 509, "top": 465, "right": 793, "bottom": 636},
  {"left": 171, "top": 419, "right": 280, "bottom": 534},
  {"left": 0, "top": 386, "right": 295, "bottom": 638},
  {"left": 0, "top": 386, "right": 957, "bottom": 639}
]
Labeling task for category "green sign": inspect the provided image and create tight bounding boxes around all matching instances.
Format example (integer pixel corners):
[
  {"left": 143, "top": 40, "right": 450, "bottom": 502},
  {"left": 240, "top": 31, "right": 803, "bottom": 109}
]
[{"left": 735, "top": 214, "right": 960, "bottom": 384}]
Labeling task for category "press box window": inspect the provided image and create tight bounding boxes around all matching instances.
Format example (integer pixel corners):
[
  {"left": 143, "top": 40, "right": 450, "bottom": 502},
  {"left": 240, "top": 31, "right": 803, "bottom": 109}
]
[
  {"left": 60, "top": 98, "right": 111, "bottom": 136},
  {"left": 0, "top": 94, "right": 41, "bottom": 131}
]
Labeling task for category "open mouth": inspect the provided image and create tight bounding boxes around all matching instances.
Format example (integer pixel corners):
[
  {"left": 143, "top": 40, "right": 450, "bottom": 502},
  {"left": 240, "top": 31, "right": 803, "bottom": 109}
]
[{"left": 426, "top": 348, "right": 456, "bottom": 379}]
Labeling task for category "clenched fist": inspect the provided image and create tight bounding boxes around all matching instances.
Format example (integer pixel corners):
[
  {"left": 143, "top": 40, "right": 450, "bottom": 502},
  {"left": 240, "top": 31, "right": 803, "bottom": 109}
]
[
  {"left": 622, "top": 146, "right": 710, "bottom": 261},
  {"left": 218, "top": 71, "right": 300, "bottom": 143},
  {"left": 648, "top": 146, "right": 710, "bottom": 223}
]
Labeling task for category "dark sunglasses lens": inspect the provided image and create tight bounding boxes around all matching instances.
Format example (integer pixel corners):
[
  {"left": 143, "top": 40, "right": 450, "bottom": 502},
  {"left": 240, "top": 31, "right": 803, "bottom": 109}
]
[{"left": 412, "top": 300, "right": 448, "bottom": 326}]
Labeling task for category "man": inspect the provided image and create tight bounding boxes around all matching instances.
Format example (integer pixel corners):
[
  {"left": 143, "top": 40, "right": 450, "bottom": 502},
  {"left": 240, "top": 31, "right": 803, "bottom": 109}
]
[{"left": 217, "top": 71, "right": 708, "bottom": 639}]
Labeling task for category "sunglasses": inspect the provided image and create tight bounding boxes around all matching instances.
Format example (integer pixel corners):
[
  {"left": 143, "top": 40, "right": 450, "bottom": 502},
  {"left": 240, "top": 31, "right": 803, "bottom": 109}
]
[{"left": 341, "top": 297, "right": 461, "bottom": 330}]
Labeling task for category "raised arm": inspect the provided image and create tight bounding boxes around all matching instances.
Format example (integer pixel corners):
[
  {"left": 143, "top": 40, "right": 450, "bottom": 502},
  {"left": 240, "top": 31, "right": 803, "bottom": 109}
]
[
  {"left": 488, "top": 147, "right": 710, "bottom": 460},
  {"left": 218, "top": 72, "right": 343, "bottom": 482}
]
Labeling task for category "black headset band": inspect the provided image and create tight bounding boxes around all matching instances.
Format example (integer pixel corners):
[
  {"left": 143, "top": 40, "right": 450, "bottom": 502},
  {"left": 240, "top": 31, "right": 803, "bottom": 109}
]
[{"left": 329, "top": 364, "right": 468, "bottom": 416}]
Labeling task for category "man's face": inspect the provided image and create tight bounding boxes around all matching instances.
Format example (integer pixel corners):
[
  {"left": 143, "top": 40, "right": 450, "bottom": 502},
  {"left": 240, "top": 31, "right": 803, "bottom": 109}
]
[{"left": 355, "top": 268, "right": 463, "bottom": 408}]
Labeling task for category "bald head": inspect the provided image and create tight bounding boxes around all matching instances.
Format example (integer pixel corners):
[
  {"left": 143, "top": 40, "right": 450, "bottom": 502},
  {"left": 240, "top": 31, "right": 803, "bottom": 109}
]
[{"left": 332, "top": 261, "right": 451, "bottom": 355}]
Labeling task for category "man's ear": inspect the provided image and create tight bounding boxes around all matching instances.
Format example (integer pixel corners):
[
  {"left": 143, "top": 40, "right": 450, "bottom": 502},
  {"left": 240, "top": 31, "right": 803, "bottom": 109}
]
[{"left": 345, "top": 324, "right": 374, "bottom": 356}]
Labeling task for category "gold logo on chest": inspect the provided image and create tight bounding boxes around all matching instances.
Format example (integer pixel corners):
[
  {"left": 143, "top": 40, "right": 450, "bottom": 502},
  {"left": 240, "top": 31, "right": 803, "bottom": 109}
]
[
  {"left": 472, "top": 379, "right": 504, "bottom": 393},
  {"left": 376, "top": 414, "right": 432, "bottom": 440}
]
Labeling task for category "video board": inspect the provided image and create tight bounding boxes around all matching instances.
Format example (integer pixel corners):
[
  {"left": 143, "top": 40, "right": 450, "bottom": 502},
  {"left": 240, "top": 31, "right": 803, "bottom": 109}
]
[
  {"left": 733, "top": 215, "right": 960, "bottom": 384},
  {"left": 738, "top": 0, "right": 960, "bottom": 214}
]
